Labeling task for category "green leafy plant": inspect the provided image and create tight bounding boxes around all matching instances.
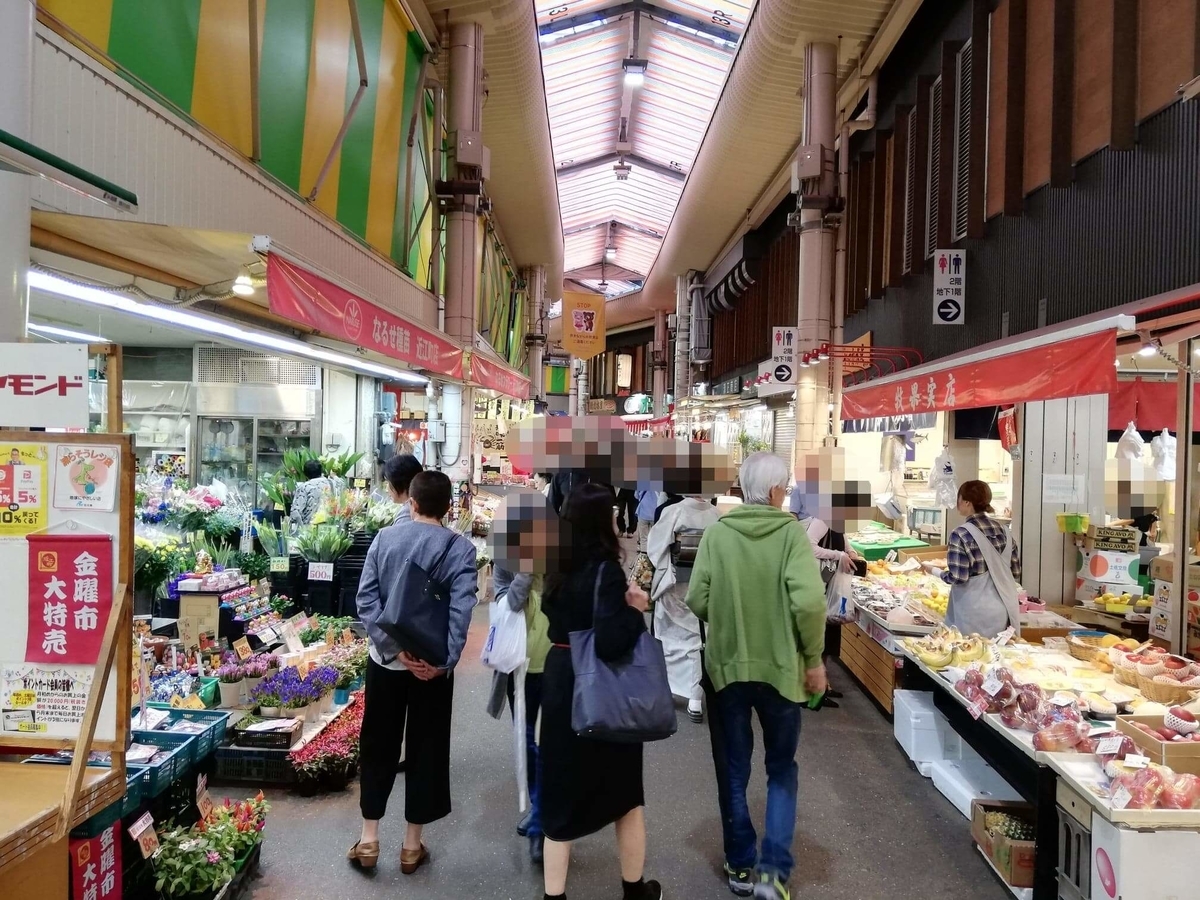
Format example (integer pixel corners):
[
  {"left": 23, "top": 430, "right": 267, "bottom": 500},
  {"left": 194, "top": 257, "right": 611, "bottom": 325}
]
[
  {"left": 152, "top": 825, "right": 237, "bottom": 898},
  {"left": 320, "top": 450, "right": 365, "bottom": 478},
  {"left": 233, "top": 551, "right": 271, "bottom": 581},
  {"left": 300, "top": 615, "right": 355, "bottom": 646},
  {"left": 203, "top": 507, "right": 244, "bottom": 547},
  {"left": 268, "top": 594, "right": 294, "bottom": 617},
  {"left": 737, "top": 431, "right": 772, "bottom": 454},
  {"left": 194, "top": 536, "right": 235, "bottom": 569},
  {"left": 295, "top": 525, "right": 351, "bottom": 563},
  {"left": 255, "top": 520, "right": 287, "bottom": 557}
]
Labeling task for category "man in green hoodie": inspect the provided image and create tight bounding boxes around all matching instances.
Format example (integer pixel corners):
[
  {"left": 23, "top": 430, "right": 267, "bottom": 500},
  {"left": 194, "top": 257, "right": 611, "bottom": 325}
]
[{"left": 687, "top": 452, "right": 827, "bottom": 900}]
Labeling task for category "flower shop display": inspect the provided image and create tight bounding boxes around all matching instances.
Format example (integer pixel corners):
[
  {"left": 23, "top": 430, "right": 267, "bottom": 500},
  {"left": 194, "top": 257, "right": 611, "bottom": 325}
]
[
  {"left": 215, "top": 663, "right": 245, "bottom": 708},
  {"left": 152, "top": 793, "right": 268, "bottom": 899},
  {"left": 289, "top": 693, "right": 365, "bottom": 794},
  {"left": 320, "top": 641, "right": 369, "bottom": 703}
]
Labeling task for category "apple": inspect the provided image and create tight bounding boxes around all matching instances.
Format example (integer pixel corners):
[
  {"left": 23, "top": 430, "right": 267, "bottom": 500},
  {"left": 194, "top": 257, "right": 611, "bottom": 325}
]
[
  {"left": 1170, "top": 707, "right": 1197, "bottom": 723},
  {"left": 1165, "top": 657, "right": 1189, "bottom": 670},
  {"left": 1159, "top": 727, "right": 1180, "bottom": 741}
]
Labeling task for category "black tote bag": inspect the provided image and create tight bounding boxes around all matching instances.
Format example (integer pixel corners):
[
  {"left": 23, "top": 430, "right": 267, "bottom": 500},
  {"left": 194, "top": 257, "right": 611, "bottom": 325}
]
[{"left": 378, "top": 533, "right": 456, "bottom": 667}]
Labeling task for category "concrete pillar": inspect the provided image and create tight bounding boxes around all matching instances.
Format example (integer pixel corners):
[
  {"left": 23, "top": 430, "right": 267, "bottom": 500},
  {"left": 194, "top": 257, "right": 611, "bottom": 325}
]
[
  {"left": 0, "top": 0, "right": 34, "bottom": 341},
  {"left": 527, "top": 266, "right": 546, "bottom": 398},
  {"left": 568, "top": 364, "right": 578, "bottom": 417},
  {"left": 795, "top": 42, "right": 838, "bottom": 451},
  {"left": 652, "top": 309, "right": 667, "bottom": 415},
  {"left": 673, "top": 275, "right": 691, "bottom": 403},
  {"left": 443, "top": 22, "right": 483, "bottom": 345}
]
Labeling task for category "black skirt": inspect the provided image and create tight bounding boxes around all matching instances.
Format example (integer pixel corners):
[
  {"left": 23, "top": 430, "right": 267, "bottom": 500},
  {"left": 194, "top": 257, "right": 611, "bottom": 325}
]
[{"left": 539, "top": 646, "right": 645, "bottom": 842}]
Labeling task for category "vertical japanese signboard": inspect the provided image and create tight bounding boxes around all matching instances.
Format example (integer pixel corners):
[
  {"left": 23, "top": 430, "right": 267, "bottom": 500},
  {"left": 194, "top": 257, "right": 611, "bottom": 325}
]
[
  {"left": 70, "top": 819, "right": 122, "bottom": 900},
  {"left": 562, "top": 291, "right": 606, "bottom": 359},
  {"left": 932, "top": 250, "right": 966, "bottom": 325}
]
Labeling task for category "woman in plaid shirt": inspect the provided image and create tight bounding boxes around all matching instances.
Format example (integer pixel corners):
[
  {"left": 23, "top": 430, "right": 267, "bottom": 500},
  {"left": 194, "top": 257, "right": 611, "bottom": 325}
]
[{"left": 939, "top": 481, "right": 1022, "bottom": 638}]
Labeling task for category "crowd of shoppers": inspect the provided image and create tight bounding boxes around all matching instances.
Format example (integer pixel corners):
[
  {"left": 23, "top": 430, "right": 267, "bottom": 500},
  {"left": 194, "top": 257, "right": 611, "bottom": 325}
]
[{"left": 350, "top": 451, "right": 829, "bottom": 900}]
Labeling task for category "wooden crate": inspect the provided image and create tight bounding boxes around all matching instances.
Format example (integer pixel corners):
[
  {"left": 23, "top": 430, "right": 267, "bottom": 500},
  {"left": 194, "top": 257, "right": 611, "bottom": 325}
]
[{"left": 839, "top": 622, "right": 902, "bottom": 713}]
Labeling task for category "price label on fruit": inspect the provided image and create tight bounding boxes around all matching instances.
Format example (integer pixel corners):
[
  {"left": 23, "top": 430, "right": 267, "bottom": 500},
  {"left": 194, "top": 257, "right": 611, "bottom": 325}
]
[
  {"left": 1051, "top": 695, "right": 1076, "bottom": 707},
  {"left": 233, "top": 637, "right": 253, "bottom": 661},
  {"left": 1111, "top": 784, "right": 1132, "bottom": 810},
  {"left": 981, "top": 677, "right": 1003, "bottom": 697},
  {"left": 270, "top": 557, "right": 290, "bottom": 573},
  {"left": 129, "top": 812, "right": 160, "bottom": 859},
  {"left": 968, "top": 699, "right": 987, "bottom": 720},
  {"left": 1125, "top": 753, "right": 1150, "bottom": 769},
  {"left": 1095, "top": 736, "right": 1124, "bottom": 756},
  {"left": 308, "top": 562, "right": 334, "bottom": 581}
]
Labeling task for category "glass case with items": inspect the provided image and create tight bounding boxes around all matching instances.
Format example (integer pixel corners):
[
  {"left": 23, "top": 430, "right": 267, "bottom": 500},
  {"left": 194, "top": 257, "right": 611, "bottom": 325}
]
[
  {"left": 197, "top": 416, "right": 255, "bottom": 497},
  {"left": 255, "top": 418, "right": 312, "bottom": 502},
  {"left": 89, "top": 380, "right": 193, "bottom": 475}
]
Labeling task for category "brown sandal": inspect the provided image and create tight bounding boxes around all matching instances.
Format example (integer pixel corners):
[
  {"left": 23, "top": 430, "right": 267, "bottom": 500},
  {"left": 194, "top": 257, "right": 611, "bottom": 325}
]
[
  {"left": 347, "top": 840, "right": 380, "bottom": 869},
  {"left": 400, "top": 843, "right": 429, "bottom": 875}
]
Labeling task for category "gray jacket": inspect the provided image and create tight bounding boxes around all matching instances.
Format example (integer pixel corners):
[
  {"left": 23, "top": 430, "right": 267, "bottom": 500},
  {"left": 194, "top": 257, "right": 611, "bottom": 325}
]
[
  {"left": 492, "top": 565, "right": 533, "bottom": 612},
  {"left": 356, "top": 521, "right": 478, "bottom": 670}
]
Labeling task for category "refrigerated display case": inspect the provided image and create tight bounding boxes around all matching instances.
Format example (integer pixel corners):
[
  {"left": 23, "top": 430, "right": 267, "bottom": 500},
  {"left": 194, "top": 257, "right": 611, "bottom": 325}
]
[
  {"left": 197, "top": 417, "right": 255, "bottom": 497},
  {"left": 255, "top": 418, "right": 313, "bottom": 503},
  {"left": 89, "top": 380, "right": 193, "bottom": 475}
]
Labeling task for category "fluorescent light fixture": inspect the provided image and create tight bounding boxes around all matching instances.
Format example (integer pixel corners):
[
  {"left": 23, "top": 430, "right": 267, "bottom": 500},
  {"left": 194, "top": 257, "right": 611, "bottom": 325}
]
[
  {"left": 604, "top": 246, "right": 616, "bottom": 262},
  {"left": 29, "top": 270, "right": 428, "bottom": 385},
  {"left": 232, "top": 273, "right": 255, "bottom": 296},
  {"left": 28, "top": 321, "right": 107, "bottom": 342},
  {"left": 622, "top": 58, "right": 648, "bottom": 87},
  {"left": 1138, "top": 344, "right": 1156, "bottom": 357}
]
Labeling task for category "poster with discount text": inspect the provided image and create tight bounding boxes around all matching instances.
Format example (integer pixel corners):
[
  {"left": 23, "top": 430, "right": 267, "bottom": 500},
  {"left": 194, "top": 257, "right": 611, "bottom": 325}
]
[
  {"left": 26, "top": 533, "right": 114, "bottom": 665},
  {"left": 53, "top": 445, "right": 120, "bottom": 512},
  {"left": 0, "top": 442, "right": 48, "bottom": 536},
  {"left": 1, "top": 664, "right": 95, "bottom": 736}
]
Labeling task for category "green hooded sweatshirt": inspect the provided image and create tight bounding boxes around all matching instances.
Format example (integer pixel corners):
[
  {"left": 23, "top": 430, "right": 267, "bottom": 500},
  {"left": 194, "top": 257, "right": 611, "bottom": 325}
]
[{"left": 686, "top": 503, "right": 826, "bottom": 703}]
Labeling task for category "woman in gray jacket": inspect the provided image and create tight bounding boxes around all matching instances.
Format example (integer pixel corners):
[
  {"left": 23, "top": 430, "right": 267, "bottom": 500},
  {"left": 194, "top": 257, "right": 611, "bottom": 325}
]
[{"left": 348, "top": 471, "right": 478, "bottom": 874}]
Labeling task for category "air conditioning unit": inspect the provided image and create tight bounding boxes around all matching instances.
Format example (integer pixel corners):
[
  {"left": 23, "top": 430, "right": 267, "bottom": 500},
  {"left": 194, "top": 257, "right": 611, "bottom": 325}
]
[{"left": 667, "top": 313, "right": 678, "bottom": 331}]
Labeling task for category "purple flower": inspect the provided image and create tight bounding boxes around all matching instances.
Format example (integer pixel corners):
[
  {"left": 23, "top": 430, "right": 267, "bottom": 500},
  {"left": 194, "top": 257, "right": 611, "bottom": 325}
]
[{"left": 206, "top": 851, "right": 221, "bottom": 864}]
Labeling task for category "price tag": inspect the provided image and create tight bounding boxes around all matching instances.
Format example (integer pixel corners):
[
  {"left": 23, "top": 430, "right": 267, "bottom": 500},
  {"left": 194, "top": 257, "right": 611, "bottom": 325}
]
[
  {"left": 982, "top": 677, "right": 1004, "bottom": 697},
  {"left": 308, "top": 562, "right": 334, "bottom": 582},
  {"left": 270, "top": 557, "right": 290, "bottom": 573},
  {"left": 129, "top": 812, "right": 160, "bottom": 859},
  {"left": 968, "top": 699, "right": 987, "bottom": 720},
  {"left": 1096, "top": 736, "right": 1124, "bottom": 755},
  {"left": 325, "top": 627, "right": 336, "bottom": 646},
  {"left": 1125, "top": 754, "right": 1150, "bottom": 769},
  {"left": 1051, "top": 695, "right": 1077, "bottom": 707},
  {"left": 197, "top": 775, "right": 214, "bottom": 820},
  {"left": 10, "top": 689, "right": 35, "bottom": 708},
  {"left": 169, "top": 694, "right": 185, "bottom": 709},
  {"left": 280, "top": 622, "right": 304, "bottom": 654},
  {"left": 1110, "top": 784, "right": 1132, "bottom": 810},
  {"left": 1089, "top": 724, "right": 1116, "bottom": 736},
  {"left": 182, "top": 693, "right": 206, "bottom": 710},
  {"left": 233, "top": 637, "right": 253, "bottom": 661},
  {"left": 297, "top": 660, "right": 311, "bottom": 678},
  {"left": 342, "top": 627, "right": 354, "bottom": 645},
  {"left": 257, "top": 626, "right": 278, "bottom": 644},
  {"left": 995, "top": 627, "right": 1015, "bottom": 647}
]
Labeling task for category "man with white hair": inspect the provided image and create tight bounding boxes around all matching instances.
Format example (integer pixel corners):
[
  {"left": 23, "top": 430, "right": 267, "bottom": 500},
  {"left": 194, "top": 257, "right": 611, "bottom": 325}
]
[{"left": 686, "top": 452, "right": 826, "bottom": 900}]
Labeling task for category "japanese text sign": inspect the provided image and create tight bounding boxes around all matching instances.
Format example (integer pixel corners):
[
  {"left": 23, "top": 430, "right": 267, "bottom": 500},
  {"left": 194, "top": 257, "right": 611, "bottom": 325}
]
[
  {"left": 26, "top": 533, "right": 114, "bottom": 665},
  {"left": 0, "top": 443, "right": 48, "bottom": 535},
  {"left": 0, "top": 343, "right": 89, "bottom": 428},
  {"left": 932, "top": 249, "right": 965, "bottom": 325},
  {"left": 561, "top": 291, "right": 606, "bottom": 360},
  {"left": 71, "top": 819, "right": 122, "bottom": 900},
  {"left": 53, "top": 445, "right": 120, "bottom": 512},
  {"left": 267, "top": 253, "right": 465, "bottom": 378},
  {"left": 470, "top": 354, "right": 531, "bottom": 399},
  {"left": 840, "top": 329, "right": 1118, "bottom": 420},
  {"left": 770, "top": 326, "right": 798, "bottom": 385}
]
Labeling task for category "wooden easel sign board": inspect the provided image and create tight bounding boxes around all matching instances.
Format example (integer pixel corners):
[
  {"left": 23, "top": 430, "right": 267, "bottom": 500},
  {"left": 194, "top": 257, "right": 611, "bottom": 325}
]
[{"left": 0, "top": 433, "right": 133, "bottom": 753}]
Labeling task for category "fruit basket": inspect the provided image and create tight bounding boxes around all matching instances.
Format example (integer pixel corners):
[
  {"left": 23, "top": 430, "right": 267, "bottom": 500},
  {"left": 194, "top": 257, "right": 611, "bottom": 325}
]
[
  {"left": 1136, "top": 674, "right": 1199, "bottom": 705},
  {"left": 1065, "top": 630, "right": 1108, "bottom": 663}
]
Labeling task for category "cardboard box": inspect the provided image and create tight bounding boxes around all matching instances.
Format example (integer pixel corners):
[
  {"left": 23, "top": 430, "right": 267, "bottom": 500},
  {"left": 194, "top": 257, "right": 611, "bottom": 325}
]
[
  {"left": 970, "top": 799, "right": 1036, "bottom": 889},
  {"left": 1077, "top": 550, "right": 1141, "bottom": 585},
  {"left": 898, "top": 546, "right": 948, "bottom": 564},
  {"left": 1091, "top": 815, "right": 1200, "bottom": 900},
  {"left": 1150, "top": 612, "right": 1172, "bottom": 641},
  {"left": 1074, "top": 578, "right": 1143, "bottom": 606},
  {"left": 1115, "top": 715, "right": 1200, "bottom": 776},
  {"left": 1083, "top": 525, "right": 1140, "bottom": 552},
  {"left": 1148, "top": 554, "right": 1200, "bottom": 594}
]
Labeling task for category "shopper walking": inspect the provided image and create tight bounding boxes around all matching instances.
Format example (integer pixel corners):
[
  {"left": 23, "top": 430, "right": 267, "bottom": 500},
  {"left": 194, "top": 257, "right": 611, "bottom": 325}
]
[
  {"left": 540, "top": 482, "right": 662, "bottom": 900},
  {"left": 349, "top": 471, "right": 478, "bottom": 873},
  {"left": 940, "top": 479, "right": 1022, "bottom": 639},
  {"left": 647, "top": 494, "right": 719, "bottom": 722},
  {"left": 687, "top": 452, "right": 827, "bottom": 900},
  {"left": 383, "top": 453, "right": 423, "bottom": 524},
  {"left": 615, "top": 487, "right": 639, "bottom": 537},
  {"left": 490, "top": 565, "right": 551, "bottom": 864},
  {"left": 635, "top": 487, "right": 660, "bottom": 548}
]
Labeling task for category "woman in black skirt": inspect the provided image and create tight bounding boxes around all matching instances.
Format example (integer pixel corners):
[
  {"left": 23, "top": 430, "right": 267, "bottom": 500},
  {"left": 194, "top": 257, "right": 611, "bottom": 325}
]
[{"left": 540, "top": 482, "right": 662, "bottom": 900}]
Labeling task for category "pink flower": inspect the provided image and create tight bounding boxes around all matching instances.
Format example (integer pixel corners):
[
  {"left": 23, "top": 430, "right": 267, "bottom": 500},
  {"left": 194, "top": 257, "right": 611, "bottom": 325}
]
[{"left": 207, "top": 851, "right": 221, "bottom": 864}]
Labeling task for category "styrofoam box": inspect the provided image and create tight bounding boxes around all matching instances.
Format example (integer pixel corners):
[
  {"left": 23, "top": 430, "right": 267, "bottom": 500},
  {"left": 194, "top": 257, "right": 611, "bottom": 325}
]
[
  {"left": 930, "top": 757, "right": 1022, "bottom": 819},
  {"left": 893, "top": 690, "right": 964, "bottom": 771},
  {"left": 1090, "top": 813, "right": 1200, "bottom": 900}
]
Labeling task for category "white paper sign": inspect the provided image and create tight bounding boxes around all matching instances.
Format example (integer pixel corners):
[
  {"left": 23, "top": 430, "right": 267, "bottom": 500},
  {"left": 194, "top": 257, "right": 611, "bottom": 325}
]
[
  {"left": 1125, "top": 754, "right": 1150, "bottom": 769},
  {"left": 52, "top": 445, "right": 120, "bottom": 511},
  {"left": 1110, "top": 784, "right": 1132, "bottom": 810},
  {"left": 932, "top": 250, "right": 965, "bottom": 325},
  {"left": 982, "top": 677, "right": 1004, "bottom": 697},
  {"left": 1043, "top": 473, "right": 1085, "bottom": 505},
  {"left": 307, "top": 562, "right": 334, "bottom": 582},
  {"left": 1096, "top": 736, "right": 1124, "bottom": 756},
  {"left": 0, "top": 344, "right": 89, "bottom": 428}
]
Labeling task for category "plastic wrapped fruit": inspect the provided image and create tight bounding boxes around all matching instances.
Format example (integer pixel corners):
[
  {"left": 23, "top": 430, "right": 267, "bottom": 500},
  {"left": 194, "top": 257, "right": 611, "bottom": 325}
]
[
  {"left": 1094, "top": 734, "right": 1138, "bottom": 767},
  {"left": 962, "top": 668, "right": 985, "bottom": 688},
  {"left": 1161, "top": 772, "right": 1200, "bottom": 810},
  {"left": 1017, "top": 684, "right": 1046, "bottom": 713},
  {"left": 1000, "top": 707, "right": 1033, "bottom": 730},
  {"left": 1111, "top": 766, "right": 1169, "bottom": 809},
  {"left": 1032, "top": 721, "right": 1091, "bottom": 752},
  {"left": 986, "top": 681, "right": 1018, "bottom": 712},
  {"left": 1042, "top": 703, "right": 1084, "bottom": 726},
  {"left": 955, "top": 680, "right": 987, "bottom": 706}
]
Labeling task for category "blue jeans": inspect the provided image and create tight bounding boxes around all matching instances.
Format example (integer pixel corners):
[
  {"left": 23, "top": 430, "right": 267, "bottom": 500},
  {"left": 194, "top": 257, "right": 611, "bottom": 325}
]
[
  {"left": 507, "top": 672, "right": 543, "bottom": 836},
  {"left": 715, "top": 681, "right": 802, "bottom": 881}
]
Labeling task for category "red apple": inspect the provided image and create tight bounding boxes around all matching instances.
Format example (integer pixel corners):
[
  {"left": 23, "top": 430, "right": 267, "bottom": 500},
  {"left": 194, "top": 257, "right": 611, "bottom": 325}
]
[
  {"left": 1135, "top": 722, "right": 1159, "bottom": 736},
  {"left": 1170, "top": 707, "right": 1197, "bottom": 723},
  {"left": 1159, "top": 727, "right": 1180, "bottom": 741},
  {"left": 1165, "top": 657, "right": 1189, "bottom": 670}
]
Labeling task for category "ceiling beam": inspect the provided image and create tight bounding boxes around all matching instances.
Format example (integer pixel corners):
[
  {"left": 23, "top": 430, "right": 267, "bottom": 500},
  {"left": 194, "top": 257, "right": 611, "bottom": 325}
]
[
  {"left": 563, "top": 219, "right": 665, "bottom": 240},
  {"left": 836, "top": 0, "right": 924, "bottom": 126},
  {"left": 539, "top": 0, "right": 739, "bottom": 44},
  {"left": 555, "top": 151, "right": 685, "bottom": 182}
]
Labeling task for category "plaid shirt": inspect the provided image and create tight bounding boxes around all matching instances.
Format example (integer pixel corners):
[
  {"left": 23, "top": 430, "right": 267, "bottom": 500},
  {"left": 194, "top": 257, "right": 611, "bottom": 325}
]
[{"left": 942, "top": 514, "right": 1022, "bottom": 586}]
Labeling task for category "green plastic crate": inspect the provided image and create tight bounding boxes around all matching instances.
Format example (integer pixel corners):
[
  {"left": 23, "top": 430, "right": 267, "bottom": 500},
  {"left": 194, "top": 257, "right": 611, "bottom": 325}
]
[
  {"left": 132, "top": 730, "right": 196, "bottom": 794},
  {"left": 139, "top": 706, "right": 231, "bottom": 758},
  {"left": 121, "top": 765, "right": 148, "bottom": 817},
  {"left": 197, "top": 677, "right": 219, "bottom": 708},
  {"left": 69, "top": 797, "right": 121, "bottom": 839}
]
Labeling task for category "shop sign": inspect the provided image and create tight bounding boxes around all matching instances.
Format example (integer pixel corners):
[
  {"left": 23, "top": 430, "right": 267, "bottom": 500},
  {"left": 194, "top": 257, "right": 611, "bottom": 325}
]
[
  {"left": 470, "top": 354, "right": 531, "bottom": 400},
  {"left": 0, "top": 344, "right": 88, "bottom": 428},
  {"left": 25, "top": 534, "right": 114, "bottom": 665},
  {"left": 586, "top": 398, "right": 617, "bottom": 414},
  {"left": 840, "top": 329, "right": 1117, "bottom": 420},
  {"left": 53, "top": 445, "right": 120, "bottom": 512},
  {"left": 932, "top": 249, "right": 965, "bottom": 325},
  {"left": 713, "top": 374, "right": 742, "bottom": 396},
  {"left": 562, "top": 292, "right": 606, "bottom": 360},
  {"left": 71, "top": 819, "right": 122, "bottom": 900},
  {"left": 266, "top": 254, "right": 464, "bottom": 379}
]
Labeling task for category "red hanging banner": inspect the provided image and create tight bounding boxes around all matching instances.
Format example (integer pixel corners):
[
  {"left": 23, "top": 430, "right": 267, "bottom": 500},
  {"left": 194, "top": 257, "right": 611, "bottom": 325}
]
[
  {"left": 26, "top": 533, "right": 114, "bottom": 665},
  {"left": 840, "top": 329, "right": 1118, "bottom": 420},
  {"left": 70, "top": 820, "right": 122, "bottom": 900},
  {"left": 266, "top": 253, "right": 465, "bottom": 379},
  {"left": 470, "top": 354, "right": 531, "bottom": 400}
]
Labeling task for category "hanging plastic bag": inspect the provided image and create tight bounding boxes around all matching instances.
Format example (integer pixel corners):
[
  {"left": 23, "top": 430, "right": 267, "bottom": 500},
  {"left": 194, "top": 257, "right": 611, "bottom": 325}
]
[
  {"left": 1151, "top": 428, "right": 1176, "bottom": 481},
  {"left": 1116, "top": 422, "right": 1145, "bottom": 461},
  {"left": 826, "top": 570, "right": 856, "bottom": 624},
  {"left": 512, "top": 662, "right": 530, "bottom": 814},
  {"left": 929, "top": 448, "right": 958, "bottom": 508},
  {"left": 480, "top": 594, "right": 528, "bottom": 674}
]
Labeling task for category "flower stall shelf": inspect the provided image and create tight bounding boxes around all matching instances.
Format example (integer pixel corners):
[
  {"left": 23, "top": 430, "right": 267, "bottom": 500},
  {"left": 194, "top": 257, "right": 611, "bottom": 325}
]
[{"left": 151, "top": 793, "right": 268, "bottom": 900}]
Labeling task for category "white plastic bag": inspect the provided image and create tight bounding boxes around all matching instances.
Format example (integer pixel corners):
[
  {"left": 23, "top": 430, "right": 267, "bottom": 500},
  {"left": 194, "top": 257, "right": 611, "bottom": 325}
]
[
  {"left": 929, "top": 448, "right": 958, "bottom": 508},
  {"left": 826, "top": 570, "right": 856, "bottom": 624},
  {"left": 512, "top": 662, "right": 529, "bottom": 814},
  {"left": 1116, "top": 422, "right": 1145, "bottom": 461},
  {"left": 1151, "top": 428, "right": 1176, "bottom": 481},
  {"left": 480, "top": 596, "right": 527, "bottom": 674}
]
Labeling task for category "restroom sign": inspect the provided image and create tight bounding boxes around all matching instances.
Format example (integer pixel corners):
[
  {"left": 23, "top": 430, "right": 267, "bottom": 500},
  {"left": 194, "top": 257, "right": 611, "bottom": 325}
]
[{"left": 933, "top": 250, "right": 965, "bottom": 325}]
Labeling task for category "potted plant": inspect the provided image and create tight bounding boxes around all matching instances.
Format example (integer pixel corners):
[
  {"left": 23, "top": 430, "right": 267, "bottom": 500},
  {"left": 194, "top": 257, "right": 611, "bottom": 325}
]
[
  {"left": 295, "top": 525, "right": 352, "bottom": 617},
  {"left": 153, "top": 823, "right": 238, "bottom": 898},
  {"left": 216, "top": 663, "right": 245, "bottom": 709},
  {"left": 243, "top": 657, "right": 269, "bottom": 695},
  {"left": 306, "top": 666, "right": 338, "bottom": 715},
  {"left": 251, "top": 677, "right": 281, "bottom": 718},
  {"left": 276, "top": 669, "right": 313, "bottom": 722}
]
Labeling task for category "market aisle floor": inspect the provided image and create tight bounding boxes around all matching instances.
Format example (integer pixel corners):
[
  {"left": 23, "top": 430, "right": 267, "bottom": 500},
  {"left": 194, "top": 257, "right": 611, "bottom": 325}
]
[{"left": 238, "top": 610, "right": 1009, "bottom": 900}]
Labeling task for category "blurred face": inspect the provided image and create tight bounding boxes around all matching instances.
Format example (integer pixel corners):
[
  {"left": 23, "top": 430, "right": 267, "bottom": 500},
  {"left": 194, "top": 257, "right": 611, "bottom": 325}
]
[
  {"left": 957, "top": 497, "right": 974, "bottom": 516},
  {"left": 489, "top": 490, "right": 562, "bottom": 574}
]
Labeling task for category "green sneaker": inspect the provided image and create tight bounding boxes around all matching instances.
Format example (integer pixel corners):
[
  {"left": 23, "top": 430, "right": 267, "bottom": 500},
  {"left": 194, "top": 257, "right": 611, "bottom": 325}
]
[
  {"left": 723, "top": 863, "right": 753, "bottom": 897},
  {"left": 751, "top": 872, "right": 789, "bottom": 900}
]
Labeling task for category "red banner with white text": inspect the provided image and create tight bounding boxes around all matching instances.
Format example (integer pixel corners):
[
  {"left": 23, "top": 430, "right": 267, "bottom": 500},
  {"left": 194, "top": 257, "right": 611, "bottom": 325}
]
[
  {"left": 26, "top": 533, "right": 113, "bottom": 665},
  {"left": 470, "top": 354, "right": 531, "bottom": 400},
  {"left": 267, "top": 254, "right": 464, "bottom": 379},
  {"left": 840, "top": 330, "right": 1118, "bottom": 420}
]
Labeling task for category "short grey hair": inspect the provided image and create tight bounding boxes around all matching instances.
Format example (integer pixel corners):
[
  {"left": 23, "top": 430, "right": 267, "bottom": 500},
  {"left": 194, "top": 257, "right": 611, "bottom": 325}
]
[{"left": 739, "top": 451, "right": 790, "bottom": 505}]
